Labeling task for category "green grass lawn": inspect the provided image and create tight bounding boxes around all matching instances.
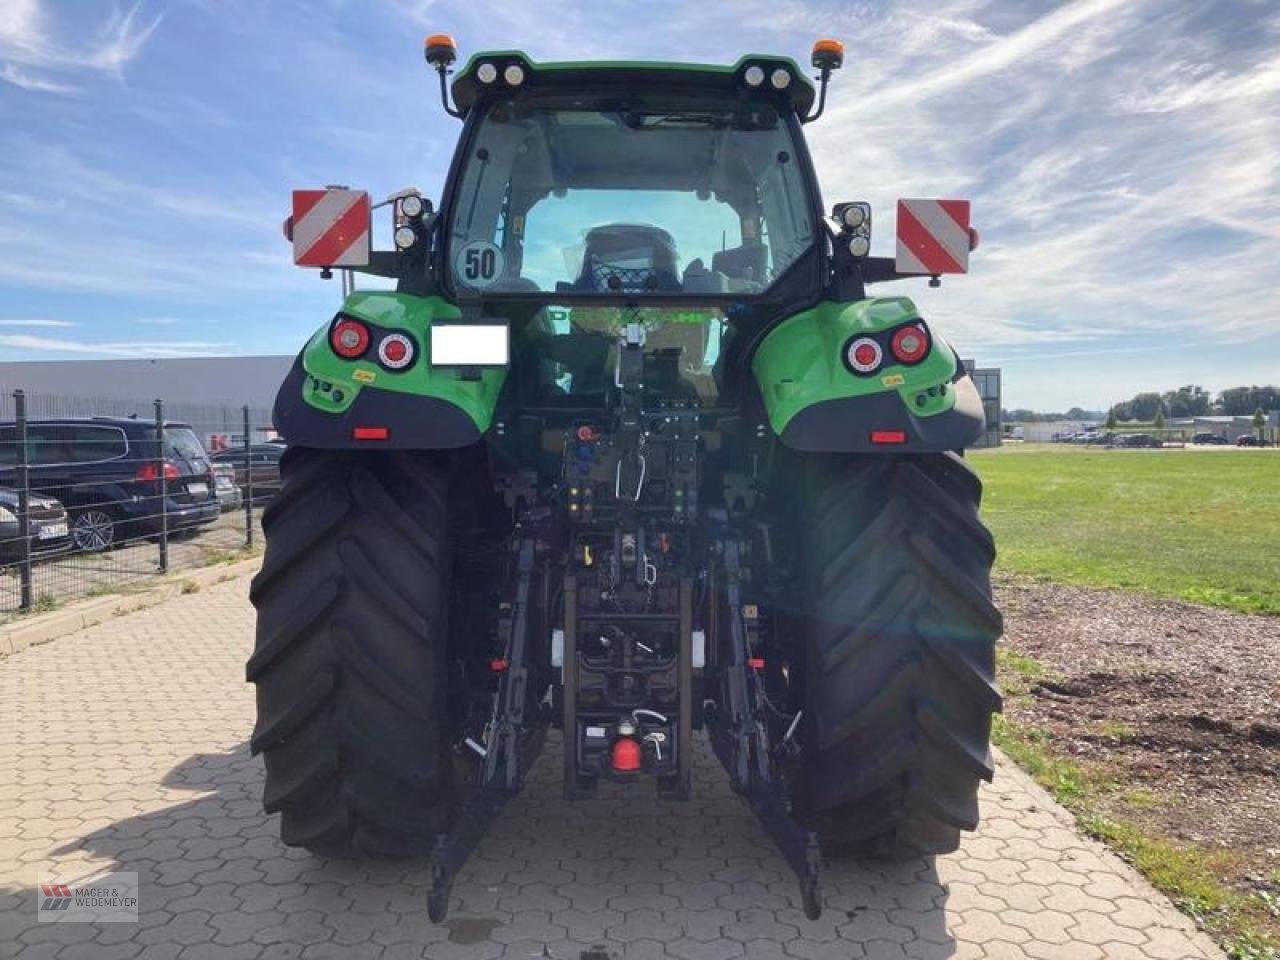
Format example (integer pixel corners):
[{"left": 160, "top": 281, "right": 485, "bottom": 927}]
[{"left": 971, "top": 447, "right": 1280, "bottom": 615}]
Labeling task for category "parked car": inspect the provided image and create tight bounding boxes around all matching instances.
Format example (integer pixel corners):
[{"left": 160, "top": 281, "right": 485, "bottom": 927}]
[
  {"left": 0, "top": 486, "right": 71, "bottom": 564},
  {"left": 211, "top": 444, "right": 284, "bottom": 504},
  {"left": 1119, "top": 433, "right": 1163, "bottom": 448},
  {"left": 213, "top": 463, "right": 243, "bottom": 512},
  {"left": 1236, "top": 435, "right": 1268, "bottom": 447},
  {"left": 0, "top": 417, "right": 220, "bottom": 552},
  {"left": 1191, "top": 433, "right": 1229, "bottom": 445}
]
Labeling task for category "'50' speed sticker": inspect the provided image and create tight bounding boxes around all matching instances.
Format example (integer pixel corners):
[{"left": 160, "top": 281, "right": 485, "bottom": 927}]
[{"left": 454, "top": 240, "right": 505, "bottom": 289}]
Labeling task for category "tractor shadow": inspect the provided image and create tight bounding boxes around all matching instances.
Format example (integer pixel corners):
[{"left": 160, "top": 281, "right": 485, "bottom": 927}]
[{"left": 4, "top": 736, "right": 957, "bottom": 958}]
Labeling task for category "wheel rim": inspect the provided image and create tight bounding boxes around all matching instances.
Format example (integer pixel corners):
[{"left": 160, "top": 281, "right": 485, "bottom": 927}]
[{"left": 72, "top": 510, "right": 115, "bottom": 551}]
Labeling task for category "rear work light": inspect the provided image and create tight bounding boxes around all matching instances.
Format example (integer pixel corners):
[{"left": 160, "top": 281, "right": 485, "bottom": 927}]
[
  {"left": 136, "top": 461, "right": 180, "bottom": 481},
  {"left": 845, "top": 336, "right": 882, "bottom": 375},
  {"left": 890, "top": 323, "right": 931, "bottom": 365},
  {"left": 331, "top": 318, "right": 370, "bottom": 359}
]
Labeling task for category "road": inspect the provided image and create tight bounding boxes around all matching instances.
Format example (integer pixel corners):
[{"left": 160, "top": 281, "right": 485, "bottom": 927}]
[{"left": 0, "top": 573, "right": 1223, "bottom": 959}]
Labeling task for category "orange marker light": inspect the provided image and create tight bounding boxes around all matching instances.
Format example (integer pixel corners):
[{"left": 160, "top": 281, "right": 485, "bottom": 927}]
[
  {"left": 811, "top": 38, "right": 845, "bottom": 70},
  {"left": 424, "top": 33, "right": 457, "bottom": 67}
]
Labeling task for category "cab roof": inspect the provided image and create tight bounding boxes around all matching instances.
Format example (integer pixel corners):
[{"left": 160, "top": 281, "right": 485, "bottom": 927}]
[{"left": 450, "top": 52, "right": 817, "bottom": 116}]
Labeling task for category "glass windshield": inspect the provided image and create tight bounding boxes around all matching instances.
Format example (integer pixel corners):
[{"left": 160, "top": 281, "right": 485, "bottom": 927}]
[
  {"left": 447, "top": 94, "right": 816, "bottom": 297},
  {"left": 521, "top": 304, "right": 728, "bottom": 401}
]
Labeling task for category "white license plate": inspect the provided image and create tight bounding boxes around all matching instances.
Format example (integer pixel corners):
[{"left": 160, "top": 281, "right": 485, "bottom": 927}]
[
  {"left": 38, "top": 522, "right": 68, "bottom": 540},
  {"left": 431, "top": 323, "right": 510, "bottom": 366},
  {"left": 186, "top": 482, "right": 208, "bottom": 497}
]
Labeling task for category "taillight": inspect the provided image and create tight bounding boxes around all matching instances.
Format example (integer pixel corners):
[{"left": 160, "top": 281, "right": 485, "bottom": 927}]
[
  {"left": 890, "top": 323, "right": 931, "bottom": 365},
  {"left": 330, "top": 318, "right": 369, "bottom": 359},
  {"left": 845, "top": 336, "right": 882, "bottom": 375},
  {"left": 377, "top": 333, "right": 415, "bottom": 370},
  {"left": 136, "top": 461, "right": 180, "bottom": 481}
]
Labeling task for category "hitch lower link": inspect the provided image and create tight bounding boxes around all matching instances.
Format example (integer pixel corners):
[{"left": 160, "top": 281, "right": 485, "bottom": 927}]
[
  {"left": 707, "top": 537, "right": 823, "bottom": 919},
  {"left": 427, "top": 536, "right": 543, "bottom": 923}
]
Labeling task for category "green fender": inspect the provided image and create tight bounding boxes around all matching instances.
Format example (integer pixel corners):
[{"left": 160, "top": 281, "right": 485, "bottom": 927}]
[
  {"left": 751, "top": 296, "right": 984, "bottom": 452},
  {"left": 274, "top": 292, "right": 507, "bottom": 449}
]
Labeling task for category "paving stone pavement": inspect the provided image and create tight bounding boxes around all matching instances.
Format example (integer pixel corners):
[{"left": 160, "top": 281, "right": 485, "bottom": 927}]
[{"left": 1, "top": 573, "right": 1224, "bottom": 960}]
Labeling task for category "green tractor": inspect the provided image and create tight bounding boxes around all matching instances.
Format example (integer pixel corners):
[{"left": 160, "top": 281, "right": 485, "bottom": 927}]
[{"left": 249, "top": 36, "right": 1001, "bottom": 921}]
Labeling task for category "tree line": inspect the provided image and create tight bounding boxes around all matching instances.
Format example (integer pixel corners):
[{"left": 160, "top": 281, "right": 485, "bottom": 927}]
[{"left": 1004, "top": 385, "right": 1279, "bottom": 424}]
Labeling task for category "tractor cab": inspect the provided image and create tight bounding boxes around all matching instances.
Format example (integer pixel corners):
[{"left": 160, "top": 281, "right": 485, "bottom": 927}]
[{"left": 438, "top": 56, "right": 823, "bottom": 302}]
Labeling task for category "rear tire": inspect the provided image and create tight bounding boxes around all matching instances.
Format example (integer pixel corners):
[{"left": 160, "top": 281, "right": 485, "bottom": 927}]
[
  {"left": 788, "top": 453, "right": 1002, "bottom": 859},
  {"left": 247, "top": 447, "right": 456, "bottom": 857}
]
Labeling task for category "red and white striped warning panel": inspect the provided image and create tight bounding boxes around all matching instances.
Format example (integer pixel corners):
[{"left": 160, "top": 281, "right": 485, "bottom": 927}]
[
  {"left": 291, "top": 189, "right": 371, "bottom": 267},
  {"left": 895, "top": 198, "right": 971, "bottom": 275}
]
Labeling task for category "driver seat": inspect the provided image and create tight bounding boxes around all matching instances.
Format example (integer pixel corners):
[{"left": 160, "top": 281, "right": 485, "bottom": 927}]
[{"left": 570, "top": 224, "right": 682, "bottom": 293}]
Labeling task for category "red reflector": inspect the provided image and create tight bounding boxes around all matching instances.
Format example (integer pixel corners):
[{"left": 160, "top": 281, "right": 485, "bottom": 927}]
[
  {"left": 748, "top": 657, "right": 766, "bottom": 670},
  {"left": 489, "top": 657, "right": 509, "bottom": 673},
  {"left": 611, "top": 737, "right": 642, "bottom": 772},
  {"left": 871, "top": 430, "right": 907, "bottom": 444},
  {"left": 352, "top": 426, "right": 389, "bottom": 441}
]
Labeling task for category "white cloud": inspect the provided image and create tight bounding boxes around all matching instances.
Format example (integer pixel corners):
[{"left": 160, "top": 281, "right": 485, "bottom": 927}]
[
  {"left": 809, "top": 0, "right": 1280, "bottom": 369},
  {"left": 0, "top": 62, "right": 77, "bottom": 93},
  {"left": 0, "top": 318, "right": 75, "bottom": 327},
  {"left": 0, "top": 334, "right": 229, "bottom": 358},
  {"left": 0, "top": 0, "right": 161, "bottom": 91}
]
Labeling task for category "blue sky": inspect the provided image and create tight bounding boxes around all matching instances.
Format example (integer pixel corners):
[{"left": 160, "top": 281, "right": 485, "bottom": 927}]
[{"left": 1, "top": 0, "right": 1278, "bottom": 410}]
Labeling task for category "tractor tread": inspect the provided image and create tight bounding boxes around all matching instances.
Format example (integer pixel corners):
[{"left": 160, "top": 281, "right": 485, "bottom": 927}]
[
  {"left": 248, "top": 447, "right": 455, "bottom": 858},
  {"left": 791, "top": 452, "right": 1002, "bottom": 860}
]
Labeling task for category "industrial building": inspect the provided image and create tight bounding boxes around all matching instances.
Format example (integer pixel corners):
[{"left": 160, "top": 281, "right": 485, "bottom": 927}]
[{"left": 1, "top": 354, "right": 1004, "bottom": 446}]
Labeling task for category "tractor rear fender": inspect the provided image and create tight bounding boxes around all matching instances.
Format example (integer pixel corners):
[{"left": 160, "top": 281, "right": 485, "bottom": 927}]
[
  {"left": 751, "top": 296, "right": 985, "bottom": 453},
  {"left": 273, "top": 292, "right": 506, "bottom": 449}
]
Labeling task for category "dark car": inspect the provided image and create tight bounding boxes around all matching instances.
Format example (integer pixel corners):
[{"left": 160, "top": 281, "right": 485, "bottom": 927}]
[
  {"left": 1120, "top": 433, "right": 1162, "bottom": 448},
  {"left": 1191, "top": 432, "right": 1228, "bottom": 445},
  {"left": 0, "top": 417, "right": 220, "bottom": 552},
  {"left": 0, "top": 486, "right": 71, "bottom": 564},
  {"left": 1236, "top": 435, "right": 1268, "bottom": 447},
  {"left": 211, "top": 444, "right": 284, "bottom": 504}
]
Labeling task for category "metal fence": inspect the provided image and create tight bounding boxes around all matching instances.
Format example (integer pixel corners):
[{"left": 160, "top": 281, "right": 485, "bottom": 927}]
[{"left": 0, "top": 389, "right": 276, "bottom": 617}]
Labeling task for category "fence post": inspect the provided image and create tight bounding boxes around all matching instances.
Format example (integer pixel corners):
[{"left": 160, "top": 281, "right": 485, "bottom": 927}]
[
  {"left": 242, "top": 405, "right": 254, "bottom": 549},
  {"left": 155, "top": 399, "right": 168, "bottom": 573},
  {"left": 15, "top": 389, "right": 33, "bottom": 612}
]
